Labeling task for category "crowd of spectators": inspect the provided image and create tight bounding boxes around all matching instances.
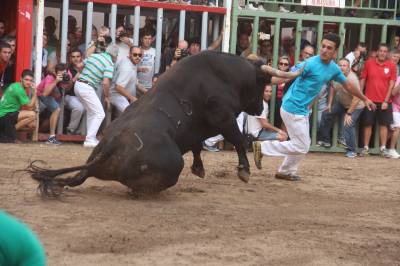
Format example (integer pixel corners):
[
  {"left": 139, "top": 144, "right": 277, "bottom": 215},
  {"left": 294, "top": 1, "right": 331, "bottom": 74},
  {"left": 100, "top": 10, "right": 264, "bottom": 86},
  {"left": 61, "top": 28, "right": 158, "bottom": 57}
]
[
  {"left": 0, "top": 14, "right": 400, "bottom": 158},
  {"left": 0, "top": 14, "right": 224, "bottom": 147},
  {"left": 229, "top": 19, "right": 400, "bottom": 158}
]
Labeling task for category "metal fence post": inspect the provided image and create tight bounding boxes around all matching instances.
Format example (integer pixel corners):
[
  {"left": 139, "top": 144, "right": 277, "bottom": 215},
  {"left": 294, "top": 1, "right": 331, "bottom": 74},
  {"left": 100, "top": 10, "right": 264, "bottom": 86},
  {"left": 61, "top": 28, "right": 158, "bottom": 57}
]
[
  {"left": 110, "top": 4, "right": 117, "bottom": 43},
  {"left": 179, "top": 10, "right": 186, "bottom": 41},
  {"left": 155, "top": 8, "right": 163, "bottom": 73},
  {"left": 251, "top": 16, "right": 259, "bottom": 54},
  {"left": 133, "top": 6, "right": 140, "bottom": 46},
  {"left": 60, "top": 0, "right": 69, "bottom": 63},
  {"left": 269, "top": 17, "right": 281, "bottom": 126},
  {"left": 201, "top": 12, "right": 209, "bottom": 50},
  {"left": 85, "top": 2, "right": 93, "bottom": 50}
]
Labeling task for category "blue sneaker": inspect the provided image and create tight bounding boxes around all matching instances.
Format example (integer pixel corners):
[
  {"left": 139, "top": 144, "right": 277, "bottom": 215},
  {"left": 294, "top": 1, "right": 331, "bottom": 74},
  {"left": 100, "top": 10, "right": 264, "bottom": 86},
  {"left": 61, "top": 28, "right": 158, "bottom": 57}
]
[
  {"left": 345, "top": 151, "right": 357, "bottom": 158},
  {"left": 46, "top": 136, "right": 61, "bottom": 145}
]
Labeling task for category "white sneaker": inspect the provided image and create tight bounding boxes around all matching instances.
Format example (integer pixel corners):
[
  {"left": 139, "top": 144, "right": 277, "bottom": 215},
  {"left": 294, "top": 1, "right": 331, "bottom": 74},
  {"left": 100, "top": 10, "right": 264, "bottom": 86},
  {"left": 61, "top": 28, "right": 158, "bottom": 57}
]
[
  {"left": 258, "top": 5, "right": 265, "bottom": 11},
  {"left": 279, "top": 5, "right": 290, "bottom": 12},
  {"left": 83, "top": 140, "right": 99, "bottom": 148},
  {"left": 385, "top": 149, "right": 400, "bottom": 159},
  {"left": 247, "top": 3, "right": 258, "bottom": 10}
]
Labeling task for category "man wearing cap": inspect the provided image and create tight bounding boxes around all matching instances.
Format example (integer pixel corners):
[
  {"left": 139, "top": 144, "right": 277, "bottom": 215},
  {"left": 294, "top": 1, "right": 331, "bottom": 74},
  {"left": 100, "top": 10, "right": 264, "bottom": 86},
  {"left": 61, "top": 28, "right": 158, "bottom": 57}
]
[{"left": 74, "top": 44, "right": 118, "bottom": 148}]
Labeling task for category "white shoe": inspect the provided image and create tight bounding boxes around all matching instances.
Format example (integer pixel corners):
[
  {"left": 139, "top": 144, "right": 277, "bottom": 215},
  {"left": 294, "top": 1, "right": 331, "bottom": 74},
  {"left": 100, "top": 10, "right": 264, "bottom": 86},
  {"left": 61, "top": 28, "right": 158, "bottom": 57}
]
[
  {"left": 83, "top": 140, "right": 99, "bottom": 148},
  {"left": 279, "top": 5, "right": 290, "bottom": 12},
  {"left": 247, "top": 3, "right": 258, "bottom": 10},
  {"left": 384, "top": 149, "right": 400, "bottom": 159},
  {"left": 258, "top": 5, "right": 265, "bottom": 11}
]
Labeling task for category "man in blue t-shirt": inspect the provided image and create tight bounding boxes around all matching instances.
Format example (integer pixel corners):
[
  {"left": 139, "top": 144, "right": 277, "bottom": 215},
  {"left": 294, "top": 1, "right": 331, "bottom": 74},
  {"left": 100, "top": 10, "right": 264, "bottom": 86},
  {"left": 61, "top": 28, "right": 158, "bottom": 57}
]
[{"left": 252, "top": 33, "right": 375, "bottom": 181}]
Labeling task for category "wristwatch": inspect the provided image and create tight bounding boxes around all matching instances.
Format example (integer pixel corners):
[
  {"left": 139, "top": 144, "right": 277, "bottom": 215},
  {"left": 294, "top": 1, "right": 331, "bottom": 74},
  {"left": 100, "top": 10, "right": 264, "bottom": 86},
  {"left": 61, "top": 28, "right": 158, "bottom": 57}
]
[{"left": 346, "top": 112, "right": 352, "bottom": 116}]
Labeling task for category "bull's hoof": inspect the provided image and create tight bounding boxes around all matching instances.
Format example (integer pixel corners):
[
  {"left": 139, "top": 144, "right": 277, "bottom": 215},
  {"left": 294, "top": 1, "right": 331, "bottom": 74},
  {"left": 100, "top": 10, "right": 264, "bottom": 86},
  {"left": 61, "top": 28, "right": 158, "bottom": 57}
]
[
  {"left": 191, "top": 165, "right": 205, "bottom": 178},
  {"left": 237, "top": 166, "right": 250, "bottom": 183}
]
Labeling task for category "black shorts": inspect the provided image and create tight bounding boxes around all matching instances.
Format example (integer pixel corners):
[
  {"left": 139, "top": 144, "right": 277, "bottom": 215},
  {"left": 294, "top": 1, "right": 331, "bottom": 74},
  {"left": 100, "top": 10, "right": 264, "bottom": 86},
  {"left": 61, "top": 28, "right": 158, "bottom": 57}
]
[
  {"left": 362, "top": 103, "right": 393, "bottom": 126},
  {"left": 0, "top": 111, "right": 19, "bottom": 143}
]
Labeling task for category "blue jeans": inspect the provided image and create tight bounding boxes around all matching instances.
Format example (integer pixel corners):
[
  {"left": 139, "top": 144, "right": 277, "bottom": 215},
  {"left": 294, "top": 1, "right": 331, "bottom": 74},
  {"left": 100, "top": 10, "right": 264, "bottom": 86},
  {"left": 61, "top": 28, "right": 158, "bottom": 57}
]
[
  {"left": 319, "top": 101, "right": 363, "bottom": 152},
  {"left": 257, "top": 129, "right": 279, "bottom": 141},
  {"left": 39, "top": 96, "right": 59, "bottom": 113}
]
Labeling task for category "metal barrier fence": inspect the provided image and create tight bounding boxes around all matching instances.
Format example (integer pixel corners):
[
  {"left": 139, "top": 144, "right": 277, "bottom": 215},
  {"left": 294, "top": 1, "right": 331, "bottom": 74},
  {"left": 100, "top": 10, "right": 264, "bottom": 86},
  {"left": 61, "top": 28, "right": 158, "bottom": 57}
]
[
  {"left": 33, "top": 0, "right": 228, "bottom": 137},
  {"left": 230, "top": 0, "right": 400, "bottom": 153}
]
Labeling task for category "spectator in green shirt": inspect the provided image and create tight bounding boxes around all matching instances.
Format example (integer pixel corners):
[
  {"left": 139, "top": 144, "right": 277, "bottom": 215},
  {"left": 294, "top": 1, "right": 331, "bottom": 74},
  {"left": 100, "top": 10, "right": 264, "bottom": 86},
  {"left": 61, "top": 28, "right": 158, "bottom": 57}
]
[{"left": 0, "top": 69, "right": 37, "bottom": 143}]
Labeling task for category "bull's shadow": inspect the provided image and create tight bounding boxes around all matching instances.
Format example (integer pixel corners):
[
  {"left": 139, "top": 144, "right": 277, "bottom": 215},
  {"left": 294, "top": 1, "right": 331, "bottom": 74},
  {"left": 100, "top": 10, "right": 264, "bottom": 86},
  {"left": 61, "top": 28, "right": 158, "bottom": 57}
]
[{"left": 25, "top": 51, "right": 301, "bottom": 197}]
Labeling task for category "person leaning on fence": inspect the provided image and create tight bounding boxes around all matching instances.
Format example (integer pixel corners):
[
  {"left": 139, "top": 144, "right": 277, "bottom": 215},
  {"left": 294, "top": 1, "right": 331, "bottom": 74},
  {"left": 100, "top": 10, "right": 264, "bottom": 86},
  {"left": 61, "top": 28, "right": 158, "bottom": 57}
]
[
  {"left": 110, "top": 46, "right": 143, "bottom": 113},
  {"left": 318, "top": 58, "right": 365, "bottom": 158},
  {"left": 0, "top": 70, "right": 37, "bottom": 143},
  {"left": 360, "top": 44, "right": 397, "bottom": 157},
  {"left": 252, "top": 33, "right": 376, "bottom": 182},
  {"left": 37, "top": 63, "right": 70, "bottom": 145},
  {"left": 115, "top": 25, "right": 134, "bottom": 63},
  {"left": 66, "top": 49, "right": 85, "bottom": 135},
  {"left": 246, "top": 84, "right": 288, "bottom": 142},
  {"left": 75, "top": 44, "right": 118, "bottom": 148}
]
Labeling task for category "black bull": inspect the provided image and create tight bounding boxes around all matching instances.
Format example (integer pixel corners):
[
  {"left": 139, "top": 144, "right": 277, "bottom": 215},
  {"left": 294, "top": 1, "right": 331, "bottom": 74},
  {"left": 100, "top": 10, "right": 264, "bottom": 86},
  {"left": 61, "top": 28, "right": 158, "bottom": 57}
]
[{"left": 27, "top": 51, "right": 276, "bottom": 195}]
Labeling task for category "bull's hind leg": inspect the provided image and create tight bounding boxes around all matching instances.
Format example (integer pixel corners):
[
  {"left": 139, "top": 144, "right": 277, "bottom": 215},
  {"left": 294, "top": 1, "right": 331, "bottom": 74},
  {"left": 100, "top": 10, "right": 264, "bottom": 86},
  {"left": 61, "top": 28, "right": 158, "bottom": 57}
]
[
  {"left": 191, "top": 142, "right": 205, "bottom": 178},
  {"left": 122, "top": 142, "right": 184, "bottom": 194}
]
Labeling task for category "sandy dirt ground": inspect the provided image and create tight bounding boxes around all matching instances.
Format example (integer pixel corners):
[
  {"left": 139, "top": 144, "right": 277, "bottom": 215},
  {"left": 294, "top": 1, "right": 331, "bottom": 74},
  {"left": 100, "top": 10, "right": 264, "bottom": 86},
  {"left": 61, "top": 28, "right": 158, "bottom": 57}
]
[{"left": 0, "top": 143, "right": 400, "bottom": 266}]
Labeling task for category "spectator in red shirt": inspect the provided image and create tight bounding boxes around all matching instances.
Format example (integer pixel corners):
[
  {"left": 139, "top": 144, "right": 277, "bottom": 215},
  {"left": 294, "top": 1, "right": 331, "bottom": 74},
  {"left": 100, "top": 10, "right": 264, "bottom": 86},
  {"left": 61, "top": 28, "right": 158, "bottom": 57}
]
[{"left": 360, "top": 44, "right": 397, "bottom": 156}]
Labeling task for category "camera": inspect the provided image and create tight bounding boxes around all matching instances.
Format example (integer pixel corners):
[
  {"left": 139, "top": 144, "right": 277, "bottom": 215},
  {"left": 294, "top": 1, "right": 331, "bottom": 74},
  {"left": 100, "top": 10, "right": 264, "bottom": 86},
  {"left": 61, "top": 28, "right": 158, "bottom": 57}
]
[
  {"left": 95, "top": 36, "right": 112, "bottom": 53},
  {"left": 176, "top": 48, "right": 189, "bottom": 61},
  {"left": 62, "top": 71, "right": 70, "bottom": 82}
]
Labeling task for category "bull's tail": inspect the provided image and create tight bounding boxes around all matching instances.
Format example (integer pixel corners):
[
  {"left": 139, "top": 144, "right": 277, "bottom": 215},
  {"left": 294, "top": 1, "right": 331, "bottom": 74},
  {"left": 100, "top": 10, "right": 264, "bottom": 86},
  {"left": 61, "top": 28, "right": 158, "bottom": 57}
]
[{"left": 25, "top": 160, "right": 91, "bottom": 197}]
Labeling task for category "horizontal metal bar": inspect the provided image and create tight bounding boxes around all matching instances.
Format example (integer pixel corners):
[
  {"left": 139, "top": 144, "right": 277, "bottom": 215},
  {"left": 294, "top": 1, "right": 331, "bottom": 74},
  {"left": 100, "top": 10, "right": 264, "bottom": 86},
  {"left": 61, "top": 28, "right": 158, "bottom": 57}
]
[
  {"left": 236, "top": 10, "right": 400, "bottom": 26},
  {"left": 78, "top": 0, "right": 227, "bottom": 14}
]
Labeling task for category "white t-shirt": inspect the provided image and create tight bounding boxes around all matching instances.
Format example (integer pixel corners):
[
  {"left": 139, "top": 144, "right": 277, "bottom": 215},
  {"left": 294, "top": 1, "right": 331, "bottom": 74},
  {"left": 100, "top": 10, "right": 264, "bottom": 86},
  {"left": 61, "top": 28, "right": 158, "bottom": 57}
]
[
  {"left": 116, "top": 38, "right": 134, "bottom": 63},
  {"left": 110, "top": 57, "right": 137, "bottom": 96},
  {"left": 137, "top": 47, "right": 156, "bottom": 89},
  {"left": 345, "top": 52, "right": 356, "bottom": 67},
  {"left": 246, "top": 100, "right": 269, "bottom": 138}
]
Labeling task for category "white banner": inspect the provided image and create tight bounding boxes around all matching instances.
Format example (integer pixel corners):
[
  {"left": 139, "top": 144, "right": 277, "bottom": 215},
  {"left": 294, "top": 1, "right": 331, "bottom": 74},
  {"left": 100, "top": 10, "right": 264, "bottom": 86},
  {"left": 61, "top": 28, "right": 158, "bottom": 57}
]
[{"left": 301, "top": 0, "right": 345, "bottom": 8}]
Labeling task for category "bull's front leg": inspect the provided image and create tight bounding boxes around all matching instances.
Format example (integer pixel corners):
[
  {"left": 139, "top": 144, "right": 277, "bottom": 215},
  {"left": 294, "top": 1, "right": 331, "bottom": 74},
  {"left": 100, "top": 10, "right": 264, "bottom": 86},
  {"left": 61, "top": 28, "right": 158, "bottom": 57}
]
[
  {"left": 219, "top": 121, "right": 250, "bottom": 183},
  {"left": 191, "top": 142, "right": 205, "bottom": 178}
]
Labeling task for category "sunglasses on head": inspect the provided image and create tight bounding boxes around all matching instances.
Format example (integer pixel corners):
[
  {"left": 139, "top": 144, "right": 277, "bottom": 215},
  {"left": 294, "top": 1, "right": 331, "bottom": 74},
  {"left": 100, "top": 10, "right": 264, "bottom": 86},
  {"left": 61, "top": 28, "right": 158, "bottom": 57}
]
[
  {"left": 132, "top": 53, "right": 142, "bottom": 57},
  {"left": 279, "top": 62, "right": 289, "bottom": 66}
]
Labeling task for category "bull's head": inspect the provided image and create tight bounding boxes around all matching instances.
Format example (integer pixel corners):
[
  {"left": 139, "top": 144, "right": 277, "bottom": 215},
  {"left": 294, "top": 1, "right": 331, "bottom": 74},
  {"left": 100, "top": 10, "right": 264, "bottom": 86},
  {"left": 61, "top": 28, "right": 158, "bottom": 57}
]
[{"left": 242, "top": 61, "right": 271, "bottom": 116}]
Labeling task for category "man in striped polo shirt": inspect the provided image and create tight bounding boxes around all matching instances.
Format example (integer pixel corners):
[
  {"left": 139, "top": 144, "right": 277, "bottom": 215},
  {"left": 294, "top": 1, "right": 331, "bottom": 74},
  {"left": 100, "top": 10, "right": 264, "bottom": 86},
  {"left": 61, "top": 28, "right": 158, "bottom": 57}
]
[{"left": 74, "top": 44, "right": 118, "bottom": 148}]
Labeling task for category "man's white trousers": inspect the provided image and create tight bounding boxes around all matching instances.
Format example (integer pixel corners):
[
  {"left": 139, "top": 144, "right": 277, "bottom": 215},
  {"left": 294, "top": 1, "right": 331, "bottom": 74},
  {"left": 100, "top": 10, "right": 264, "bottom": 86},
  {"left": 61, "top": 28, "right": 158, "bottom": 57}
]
[
  {"left": 74, "top": 81, "right": 105, "bottom": 143},
  {"left": 260, "top": 108, "right": 310, "bottom": 175}
]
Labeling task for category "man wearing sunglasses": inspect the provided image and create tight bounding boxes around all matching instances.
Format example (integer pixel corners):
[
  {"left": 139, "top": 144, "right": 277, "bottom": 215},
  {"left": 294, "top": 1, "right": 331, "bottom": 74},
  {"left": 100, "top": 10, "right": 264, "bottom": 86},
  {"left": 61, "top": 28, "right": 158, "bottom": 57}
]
[{"left": 110, "top": 46, "right": 143, "bottom": 113}]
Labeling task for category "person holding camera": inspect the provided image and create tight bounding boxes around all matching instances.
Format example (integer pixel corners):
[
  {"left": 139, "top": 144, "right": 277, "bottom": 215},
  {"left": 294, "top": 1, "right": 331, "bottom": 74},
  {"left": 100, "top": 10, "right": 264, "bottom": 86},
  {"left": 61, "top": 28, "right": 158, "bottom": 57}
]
[
  {"left": 36, "top": 63, "right": 71, "bottom": 145},
  {"left": 166, "top": 40, "right": 189, "bottom": 71},
  {"left": 0, "top": 70, "right": 38, "bottom": 143},
  {"left": 116, "top": 25, "right": 134, "bottom": 63},
  {"left": 85, "top": 26, "right": 112, "bottom": 58}
]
